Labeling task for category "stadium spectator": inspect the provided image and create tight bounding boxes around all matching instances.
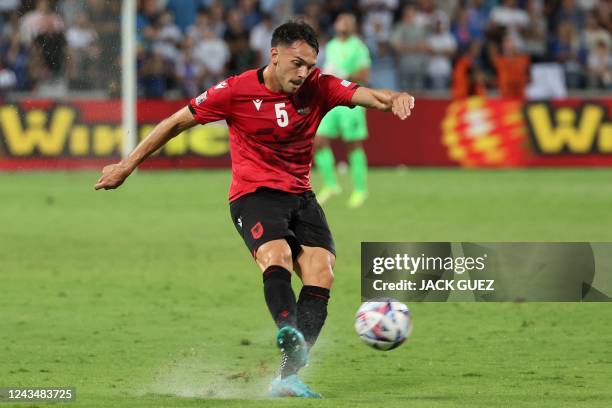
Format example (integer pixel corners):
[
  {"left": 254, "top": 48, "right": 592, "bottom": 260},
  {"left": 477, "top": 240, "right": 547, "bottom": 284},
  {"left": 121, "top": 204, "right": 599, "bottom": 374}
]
[
  {"left": 21, "top": 0, "right": 67, "bottom": 78},
  {"left": 0, "top": 0, "right": 18, "bottom": 15},
  {"left": 227, "top": 27, "right": 257, "bottom": 76},
  {"left": 208, "top": 1, "right": 228, "bottom": 37},
  {"left": 593, "top": 0, "right": 611, "bottom": 32},
  {"left": 492, "top": 34, "right": 530, "bottom": 98},
  {"left": 552, "top": 0, "right": 586, "bottom": 31},
  {"left": 451, "top": 40, "right": 487, "bottom": 99},
  {"left": 66, "top": 11, "right": 97, "bottom": 50},
  {"left": 427, "top": 18, "right": 457, "bottom": 90},
  {"left": 490, "top": 0, "right": 529, "bottom": 48},
  {"left": 66, "top": 11, "right": 101, "bottom": 90},
  {"left": 140, "top": 49, "right": 169, "bottom": 98},
  {"left": 152, "top": 11, "right": 182, "bottom": 62},
  {"left": 0, "top": 9, "right": 20, "bottom": 51},
  {"left": 194, "top": 27, "right": 230, "bottom": 86},
  {"left": 301, "top": 2, "right": 329, "bottom": 36},
  {"left": 587, "top": 39, "right": 612, "bottom": 90},
  {"left": 187, "top": 9, "right": 212, "bottom": 43},
  {"left": 224, "top": 8, "right": 249, "bottom": 54},
  {"left": 359, "top": 0, "right": 399, "bottom": 47},
  {"left": 582, "top": 12, "right": 611, "bottom": 58},
  {"left": 137, "top": 0, "right": 163, "bottom": 46},
  {"left": 452, "top": 7, "right": 477, "bottom": 54},
  {"left": 250, "top": 13, "right": 274, "bottom": 65},
  {"left": 1, "top": 0, "right": 607, "bottom": 98},
  {"left": 176, "top": 37, "right": 206, "bottom": 97},
  {"left": 391, "top": 4, "right": 428, "bottom": 91},
  {"left": 1, "top": 30, "right": 29, "bottom": 90},
  {"left": 465, "top": 0, "right": 491, "bottom": 42},
  {"left": 550, "top": 20, "right": 586, "bottom": 88},
  {"left": 20, "top": 0, "right": 64, "bottom": 44},
  {"left": 239, "top": 0, "right": 261, "bottom": 31},
  {"left": 413, "top": 0, "right": 449, "bottom": 32},
  {"left": 523, "top": 0, "right": 548, "bottom": 61},
  {"left": 0, "top": 59, "right": 17, "bottom": 91},
  {"left": 369, "top": 41, "right": 397, "bottom": 90},
  {"left": 164, "top": 0, "right": 200, "bottom": 33}
]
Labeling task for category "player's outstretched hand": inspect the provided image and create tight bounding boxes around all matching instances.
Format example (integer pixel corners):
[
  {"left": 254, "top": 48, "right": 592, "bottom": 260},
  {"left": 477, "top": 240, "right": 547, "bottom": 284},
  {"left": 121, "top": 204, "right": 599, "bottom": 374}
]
[
  {"left": 94, "top": 162, "right": 133, "bottom": 190},
  {"left": 391, "top": 93, "right": 415, "bottom": 120}
]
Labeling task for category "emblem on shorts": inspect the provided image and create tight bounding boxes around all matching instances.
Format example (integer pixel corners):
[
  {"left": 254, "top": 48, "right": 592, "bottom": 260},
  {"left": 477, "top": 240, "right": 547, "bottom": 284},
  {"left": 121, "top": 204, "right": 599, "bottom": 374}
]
[
  {"left": 236, "top": 216, "right": 242, "bottom": 229},
  {"left": 251, "top": 221, "right": 264, "bottom": 239}
]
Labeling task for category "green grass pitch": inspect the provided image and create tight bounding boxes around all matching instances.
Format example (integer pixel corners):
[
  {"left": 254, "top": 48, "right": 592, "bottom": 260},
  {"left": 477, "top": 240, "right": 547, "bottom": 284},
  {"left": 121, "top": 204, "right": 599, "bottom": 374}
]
[{"left": 1, "top": 169, "right": 611, "bottom": 407}]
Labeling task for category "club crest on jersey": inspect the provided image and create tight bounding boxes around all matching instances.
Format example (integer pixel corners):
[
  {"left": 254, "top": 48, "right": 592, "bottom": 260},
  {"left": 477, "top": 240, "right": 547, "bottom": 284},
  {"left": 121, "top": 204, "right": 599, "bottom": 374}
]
[
  {"left": 195, "top": 91, "right": 207, "bottom": 105},
  {"left": 251, "top": 221, "right": 264, "bottom": 239},
  {"left": 341, "top": 79, "right": 352, "bottom": 87},
  {"left": 215, "top": 81, "right": 228, "bottom": 89},
  {"left": 253, "top": 99, "right": 263, "bottom": 111},
  {"left": 297, "top": 106, "right": 311, "bottom": 115}
]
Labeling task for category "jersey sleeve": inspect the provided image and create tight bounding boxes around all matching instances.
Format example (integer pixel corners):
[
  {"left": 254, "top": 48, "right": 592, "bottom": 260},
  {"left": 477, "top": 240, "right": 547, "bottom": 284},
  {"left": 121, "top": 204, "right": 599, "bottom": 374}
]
[
  {"left": 188, "top": 77, "right": 235, "bottom": 124},
  {"left": 317, "top": 74, "right": 360, "bottom": 110}
]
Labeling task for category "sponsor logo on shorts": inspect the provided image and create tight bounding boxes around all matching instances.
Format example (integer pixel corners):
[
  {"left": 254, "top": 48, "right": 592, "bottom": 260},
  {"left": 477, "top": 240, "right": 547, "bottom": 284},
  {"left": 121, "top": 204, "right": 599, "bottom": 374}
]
[
  {"left": 341, "top": 79, "right": 352, "bottom": 87},
  {"left": 251, "top": 221, "right": 264, "bottom": 239}
]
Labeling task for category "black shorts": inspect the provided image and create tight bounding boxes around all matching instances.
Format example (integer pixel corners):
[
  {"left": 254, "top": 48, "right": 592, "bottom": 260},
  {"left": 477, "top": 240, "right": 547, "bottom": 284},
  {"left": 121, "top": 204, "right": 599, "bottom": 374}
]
[{"left": 229, "top": 187, "right": 335, "bottom": 260}]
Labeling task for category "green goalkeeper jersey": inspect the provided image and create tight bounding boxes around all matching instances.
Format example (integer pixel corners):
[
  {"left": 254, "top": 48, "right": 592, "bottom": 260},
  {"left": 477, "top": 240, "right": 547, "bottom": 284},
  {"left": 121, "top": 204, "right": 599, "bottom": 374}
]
[
  {"left": 322, "top": 35, "right": 371, "bottom": 82},
  {"left": 317, "top": 36, "right": 371, "bottom": 141}
]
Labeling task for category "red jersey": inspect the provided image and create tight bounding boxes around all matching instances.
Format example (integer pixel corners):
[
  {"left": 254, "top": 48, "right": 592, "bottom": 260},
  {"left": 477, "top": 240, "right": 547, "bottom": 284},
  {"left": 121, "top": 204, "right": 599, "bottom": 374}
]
[{"left": 189, "top": 67, "right": 359, "bottom": 202}]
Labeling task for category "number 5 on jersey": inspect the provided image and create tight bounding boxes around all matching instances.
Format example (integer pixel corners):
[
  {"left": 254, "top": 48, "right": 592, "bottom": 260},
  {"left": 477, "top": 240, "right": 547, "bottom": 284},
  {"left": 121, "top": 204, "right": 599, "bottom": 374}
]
[{"left": 275, "top": 103, "right": 289, "bottom": 128}]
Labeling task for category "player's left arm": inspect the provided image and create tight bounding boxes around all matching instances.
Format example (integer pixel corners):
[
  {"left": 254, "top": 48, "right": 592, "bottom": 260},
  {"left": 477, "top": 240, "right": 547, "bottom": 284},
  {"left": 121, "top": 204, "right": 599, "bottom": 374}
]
[{"left": 351, "top": 87, "right": 415, "bottom": 120}]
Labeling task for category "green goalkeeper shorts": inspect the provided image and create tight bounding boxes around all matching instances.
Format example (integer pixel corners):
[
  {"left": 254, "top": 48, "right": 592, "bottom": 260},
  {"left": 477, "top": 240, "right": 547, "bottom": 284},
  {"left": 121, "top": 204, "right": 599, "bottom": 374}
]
[{"left": 317, "top": 105, "right": 368, "bottom": 141}]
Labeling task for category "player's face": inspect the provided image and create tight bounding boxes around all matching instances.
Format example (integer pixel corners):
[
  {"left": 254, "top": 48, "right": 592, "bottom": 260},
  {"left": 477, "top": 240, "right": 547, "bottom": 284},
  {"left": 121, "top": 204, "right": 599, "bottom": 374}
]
[{"left": 271, "top": 41, "right": 317, "bottom": 94}]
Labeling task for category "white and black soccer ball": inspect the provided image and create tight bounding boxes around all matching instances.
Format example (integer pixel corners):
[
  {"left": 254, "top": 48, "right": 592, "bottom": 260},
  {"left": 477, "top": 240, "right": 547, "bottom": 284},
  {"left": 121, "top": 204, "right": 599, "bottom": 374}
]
[{"left": 354, "top": 298, "right": 413, "bottom": 351}]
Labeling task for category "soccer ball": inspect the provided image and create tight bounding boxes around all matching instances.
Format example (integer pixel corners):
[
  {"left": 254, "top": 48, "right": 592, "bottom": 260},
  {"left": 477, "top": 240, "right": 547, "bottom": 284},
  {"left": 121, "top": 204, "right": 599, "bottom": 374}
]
[{"left": 354, "top": 298, "right": 412, "bottom": 350}]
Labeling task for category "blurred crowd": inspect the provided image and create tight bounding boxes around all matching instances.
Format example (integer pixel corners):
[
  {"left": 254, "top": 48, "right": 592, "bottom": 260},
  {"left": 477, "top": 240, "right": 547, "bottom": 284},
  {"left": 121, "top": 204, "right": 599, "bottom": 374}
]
[{"left": 0, "top": 0, "right": 610, "bottom": 99}]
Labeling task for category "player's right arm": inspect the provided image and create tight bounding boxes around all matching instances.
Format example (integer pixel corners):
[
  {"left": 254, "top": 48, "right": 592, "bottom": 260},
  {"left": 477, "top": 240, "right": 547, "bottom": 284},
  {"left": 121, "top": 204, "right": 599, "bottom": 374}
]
[
  {"left": 94, "top": 106, "right": 197, "bottom": 190},
  {"left": 95, "top": 78, "right": 233, "bottom": 191}
]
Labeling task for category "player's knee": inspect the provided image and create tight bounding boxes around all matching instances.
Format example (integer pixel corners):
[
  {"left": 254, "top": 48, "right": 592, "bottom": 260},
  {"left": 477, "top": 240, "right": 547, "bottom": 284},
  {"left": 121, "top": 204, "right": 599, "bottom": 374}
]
[
  {"left": 257, "top": 241, "right": 293, "bottom": 270},
  {"left": 320, "top": 266, "right": 334, "bottom": 288},
  {"left": 309, "top": 253, "right": 335, "bottom": 288}
]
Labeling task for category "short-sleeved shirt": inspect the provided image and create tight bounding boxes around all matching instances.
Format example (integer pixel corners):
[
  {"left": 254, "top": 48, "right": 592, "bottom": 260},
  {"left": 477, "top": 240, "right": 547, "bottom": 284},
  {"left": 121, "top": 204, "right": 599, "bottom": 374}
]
[
  {"left": 189, "top": 67, "right": 359, "bottom": 202},
  {"left": 322, "top": 35, "right": 371, "bottom": 79}
]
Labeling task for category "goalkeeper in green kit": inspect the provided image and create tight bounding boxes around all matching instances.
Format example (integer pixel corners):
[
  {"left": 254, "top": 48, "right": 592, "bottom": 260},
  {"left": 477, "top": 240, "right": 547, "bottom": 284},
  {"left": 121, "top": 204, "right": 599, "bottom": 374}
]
[{"left": 314, "top": 13, "right": 372, "bottom": 208}]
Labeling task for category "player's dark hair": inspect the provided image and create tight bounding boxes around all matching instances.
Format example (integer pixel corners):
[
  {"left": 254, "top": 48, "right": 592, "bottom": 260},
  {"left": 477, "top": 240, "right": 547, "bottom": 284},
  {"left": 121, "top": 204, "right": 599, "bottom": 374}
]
[{"left": 271, "top": 20, "right": 319, "bottom": 54}]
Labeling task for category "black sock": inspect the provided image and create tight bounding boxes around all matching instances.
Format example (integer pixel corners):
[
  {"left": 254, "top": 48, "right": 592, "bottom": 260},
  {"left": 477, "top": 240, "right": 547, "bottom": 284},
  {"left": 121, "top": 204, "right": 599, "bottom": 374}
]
[
  {"left": 297, "top": 285, "right": 330, "bottom": 348},
  {"left": 263, "top": 266, "right": 297, "bottom": 329}
]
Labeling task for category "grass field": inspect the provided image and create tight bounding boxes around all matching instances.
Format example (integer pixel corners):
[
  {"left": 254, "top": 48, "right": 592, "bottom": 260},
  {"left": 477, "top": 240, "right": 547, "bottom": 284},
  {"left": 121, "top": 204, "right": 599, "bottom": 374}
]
[{"left": 1, "top": 169, "right": 612, "bottom": 407}]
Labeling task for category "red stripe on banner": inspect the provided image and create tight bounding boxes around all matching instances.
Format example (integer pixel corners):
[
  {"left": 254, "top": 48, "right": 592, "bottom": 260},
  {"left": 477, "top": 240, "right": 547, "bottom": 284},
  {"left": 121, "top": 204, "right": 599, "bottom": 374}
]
[{"left": 2, "top": 97, "right": 612, "bottom": 169}]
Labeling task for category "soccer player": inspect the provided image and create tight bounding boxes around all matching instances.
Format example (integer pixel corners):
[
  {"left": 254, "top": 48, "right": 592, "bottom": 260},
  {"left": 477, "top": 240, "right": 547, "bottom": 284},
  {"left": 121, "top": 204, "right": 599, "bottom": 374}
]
[
  {"left": 314, "top": 13, "right": 372, "bottom": 208},
  {"left": 95, "top": 21, "right": 414, "bottom": 398}
]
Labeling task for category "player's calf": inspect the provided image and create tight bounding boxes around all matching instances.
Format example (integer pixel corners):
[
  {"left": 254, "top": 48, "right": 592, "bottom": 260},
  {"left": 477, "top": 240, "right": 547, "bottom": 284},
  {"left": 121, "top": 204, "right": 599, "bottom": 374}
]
[
  {"left": 258, "top": 240, "right": 298, "bottom": 329},
  {"left": 296, "top": 247, "right": 335, "bottom": 347}
]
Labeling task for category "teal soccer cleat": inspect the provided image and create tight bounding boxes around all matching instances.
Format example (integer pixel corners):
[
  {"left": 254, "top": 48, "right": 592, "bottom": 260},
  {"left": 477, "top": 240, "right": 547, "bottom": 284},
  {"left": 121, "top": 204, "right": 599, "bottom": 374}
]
[
  {"left": 275, "top": 326, "right": 308, "bottom": 376},
  {"left": 268, "top": 374, "right": 322, "bottom": 398}
]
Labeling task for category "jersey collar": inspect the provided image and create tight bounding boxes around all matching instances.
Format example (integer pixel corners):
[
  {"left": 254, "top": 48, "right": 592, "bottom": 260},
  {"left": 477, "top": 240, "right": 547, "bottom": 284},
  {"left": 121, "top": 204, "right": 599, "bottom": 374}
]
[{"left": 257, "top": 66, "right": 265, "bottom": 84}]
